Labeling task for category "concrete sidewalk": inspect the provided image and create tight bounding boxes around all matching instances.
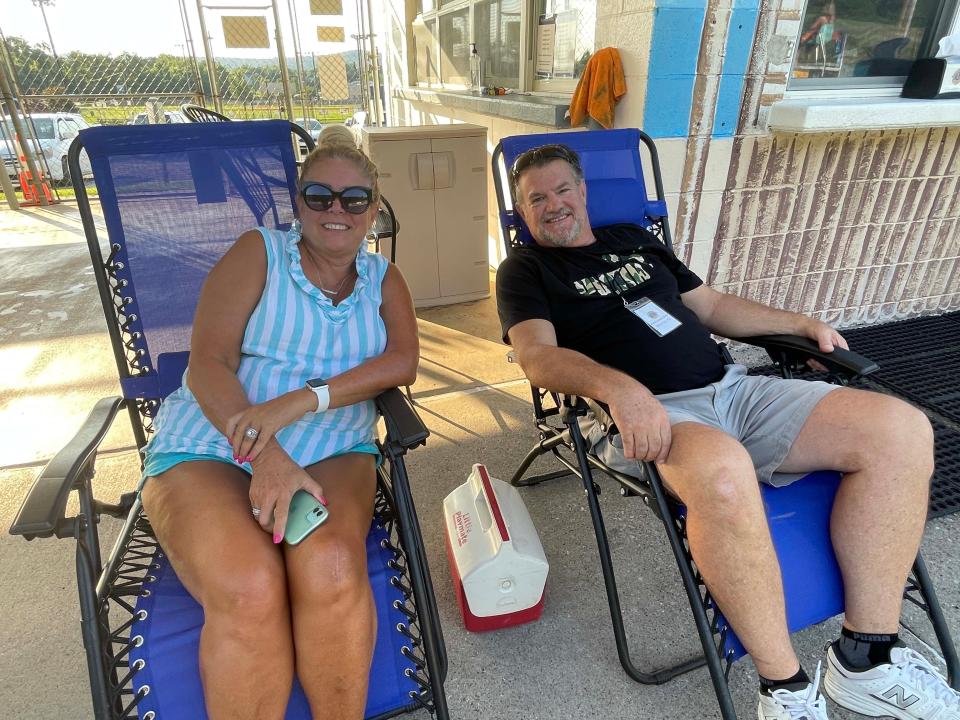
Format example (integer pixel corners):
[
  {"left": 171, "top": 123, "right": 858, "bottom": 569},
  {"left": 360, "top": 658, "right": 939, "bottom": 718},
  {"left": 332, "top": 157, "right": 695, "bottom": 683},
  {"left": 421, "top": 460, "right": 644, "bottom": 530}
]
[{"left": 1, "top": 204, "right": 957, "bottom": 719}]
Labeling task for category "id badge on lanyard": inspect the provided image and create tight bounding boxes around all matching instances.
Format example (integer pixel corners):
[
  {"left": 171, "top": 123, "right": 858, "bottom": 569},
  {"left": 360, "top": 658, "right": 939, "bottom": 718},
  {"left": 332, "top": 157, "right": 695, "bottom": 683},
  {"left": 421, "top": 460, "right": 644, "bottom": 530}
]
[{"left": 623, "top": 297, "right": 681, "bottom": 337}]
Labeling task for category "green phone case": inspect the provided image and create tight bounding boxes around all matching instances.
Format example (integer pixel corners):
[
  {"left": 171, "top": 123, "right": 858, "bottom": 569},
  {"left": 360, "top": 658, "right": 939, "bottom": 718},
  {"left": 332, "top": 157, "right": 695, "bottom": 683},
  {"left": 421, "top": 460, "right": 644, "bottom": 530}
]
[{"left": 284, "top": 489, "right": 329, "bottom": 545}]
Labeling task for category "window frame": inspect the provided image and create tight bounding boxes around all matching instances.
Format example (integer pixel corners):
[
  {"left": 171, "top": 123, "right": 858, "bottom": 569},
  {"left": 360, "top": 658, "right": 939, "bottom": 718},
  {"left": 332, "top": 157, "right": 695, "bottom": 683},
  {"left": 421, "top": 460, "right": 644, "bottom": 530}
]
[
  {"left": 418, "top": 0, "right": 532, "bottom": 90},
  {"left": 786, "top": 0, "right": 960, "bottom": 95},
  {"left": 414, "top": 0, "right": 593, "bottom": 93}
]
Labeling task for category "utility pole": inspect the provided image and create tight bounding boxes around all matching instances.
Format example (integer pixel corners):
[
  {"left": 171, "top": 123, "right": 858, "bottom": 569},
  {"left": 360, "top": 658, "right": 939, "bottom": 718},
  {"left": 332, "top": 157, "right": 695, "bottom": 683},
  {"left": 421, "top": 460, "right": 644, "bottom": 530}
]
[
  {"left": 195, "top": 0, "right": 223, "bottom": 112},
  {"left": 354, "top": 0, "right": 371, "bottom": 121},
  {"left": 178, "top": 0, "right": 205, "bottom": 103},
  {"left": 364, "top": 0, "right": 383, "bottom": 126},
  {"left": 286, "top": 0, "right": 309, "bottom": 120},
  {"left": 31, "top": 0, "right": 58, "bottom": 60},
  {"left": 350, "top": 31, "right": 368, "bottom": 117},
  {"left": 270, "top": 0, "right": 295, "bottom": 122}
]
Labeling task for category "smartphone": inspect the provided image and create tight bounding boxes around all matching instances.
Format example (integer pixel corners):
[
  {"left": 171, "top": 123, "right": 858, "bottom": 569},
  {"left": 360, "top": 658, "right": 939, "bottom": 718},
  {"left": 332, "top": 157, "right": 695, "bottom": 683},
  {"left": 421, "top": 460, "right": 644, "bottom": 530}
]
[{"left": 284, "top": 490, "right": 329, "bottom": 545}]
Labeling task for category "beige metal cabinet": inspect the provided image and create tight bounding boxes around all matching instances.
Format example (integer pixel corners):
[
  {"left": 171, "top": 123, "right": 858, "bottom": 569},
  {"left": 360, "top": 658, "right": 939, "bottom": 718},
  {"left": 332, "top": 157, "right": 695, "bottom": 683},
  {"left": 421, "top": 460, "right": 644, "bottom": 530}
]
[{"left": 363, "top": 124, "right": 489, "bottom": 308}]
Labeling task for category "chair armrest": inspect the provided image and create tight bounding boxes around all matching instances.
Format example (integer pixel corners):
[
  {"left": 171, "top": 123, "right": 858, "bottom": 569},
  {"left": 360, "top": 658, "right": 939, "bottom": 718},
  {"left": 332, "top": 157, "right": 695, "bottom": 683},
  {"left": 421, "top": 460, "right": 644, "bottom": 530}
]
[
  {"left": 732, "top": 334, "right": 879, "bottom": 378},
  {"left": 9, "top": 396, "right": 126, "bottom": 540},
  {"left": 375, "top": 388, "right": 429, "bottom": 450}
]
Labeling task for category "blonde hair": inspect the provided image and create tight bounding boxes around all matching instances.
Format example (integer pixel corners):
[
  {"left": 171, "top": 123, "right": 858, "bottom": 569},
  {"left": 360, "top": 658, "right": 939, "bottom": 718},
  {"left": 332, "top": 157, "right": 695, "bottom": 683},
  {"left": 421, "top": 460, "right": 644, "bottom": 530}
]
[
  {"left": 318, "top": 123, "right": 359, "bottom": 149},
  {"left": 299, "top": 125, "right": 380, "bottom": 202}
]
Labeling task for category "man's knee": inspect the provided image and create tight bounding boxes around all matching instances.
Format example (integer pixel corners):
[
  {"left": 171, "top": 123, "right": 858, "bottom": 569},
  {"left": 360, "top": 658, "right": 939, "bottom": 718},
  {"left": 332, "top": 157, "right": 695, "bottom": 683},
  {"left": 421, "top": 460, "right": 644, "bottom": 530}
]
[
  {"left": 676, "top": 440, "right": 760, "bottom": 516},
  {"left": 856, "top": 395, "right": 934, "bottom": 475}
]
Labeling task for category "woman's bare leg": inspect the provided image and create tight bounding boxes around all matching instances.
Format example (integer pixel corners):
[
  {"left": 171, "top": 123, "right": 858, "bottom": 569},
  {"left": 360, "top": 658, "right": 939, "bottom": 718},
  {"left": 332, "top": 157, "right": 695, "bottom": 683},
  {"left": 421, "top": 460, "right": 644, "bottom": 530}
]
[
  {"left": 283, "top": 453, "right": 378, "bottom": 720},
  {"left": 141, "top": 461, "right": 293, "bottom": 720}
]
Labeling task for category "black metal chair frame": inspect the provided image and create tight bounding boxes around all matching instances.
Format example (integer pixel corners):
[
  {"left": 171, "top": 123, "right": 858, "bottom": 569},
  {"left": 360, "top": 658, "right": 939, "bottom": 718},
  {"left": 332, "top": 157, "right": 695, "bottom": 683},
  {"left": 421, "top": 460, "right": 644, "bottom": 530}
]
[
  {"left": 179, "top": 103, "right": 232, "bottom": 123},
  {"left": 9, "top": 123, "right": 449, "bottom": 720},
  {"left": 492, "top": 130, "right": 959, "bottom": 719}
]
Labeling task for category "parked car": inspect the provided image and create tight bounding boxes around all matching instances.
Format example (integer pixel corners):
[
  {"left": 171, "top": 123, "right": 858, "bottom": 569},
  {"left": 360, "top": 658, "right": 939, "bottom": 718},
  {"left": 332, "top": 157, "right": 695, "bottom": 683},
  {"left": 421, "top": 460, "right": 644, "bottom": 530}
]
[
  {"left": 294, "top": 117, "right": 323, "bottom": 144},
  {"left": 294, "top": 117, "right": 326, "bottom": 153},
  {"left": 1, "top": 112, "right": 92, "bottom": 186},
  {"left": 129, "top": 110, "right": 189, "bottom": 125}
]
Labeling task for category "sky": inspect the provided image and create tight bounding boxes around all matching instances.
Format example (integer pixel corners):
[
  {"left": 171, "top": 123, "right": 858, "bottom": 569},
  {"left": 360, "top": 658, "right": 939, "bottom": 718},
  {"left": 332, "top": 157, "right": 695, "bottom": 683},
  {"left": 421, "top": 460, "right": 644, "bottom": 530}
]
[{"left": 0, "top": 0, "right": 363, "bottom": 59}]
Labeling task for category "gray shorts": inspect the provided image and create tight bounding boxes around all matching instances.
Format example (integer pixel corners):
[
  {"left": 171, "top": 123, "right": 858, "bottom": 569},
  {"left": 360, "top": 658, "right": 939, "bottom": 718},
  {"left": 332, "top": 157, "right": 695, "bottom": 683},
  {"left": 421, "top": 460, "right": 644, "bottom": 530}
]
[{"left": 583, "top": 364, "right": 839, "bottom": 487}]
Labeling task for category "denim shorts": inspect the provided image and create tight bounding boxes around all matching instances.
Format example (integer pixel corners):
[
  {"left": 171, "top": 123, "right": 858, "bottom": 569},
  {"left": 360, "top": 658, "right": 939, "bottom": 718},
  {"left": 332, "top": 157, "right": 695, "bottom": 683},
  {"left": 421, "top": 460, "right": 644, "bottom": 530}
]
[{"left": 583, "top": 364, "right": 838, "bottom": 487}]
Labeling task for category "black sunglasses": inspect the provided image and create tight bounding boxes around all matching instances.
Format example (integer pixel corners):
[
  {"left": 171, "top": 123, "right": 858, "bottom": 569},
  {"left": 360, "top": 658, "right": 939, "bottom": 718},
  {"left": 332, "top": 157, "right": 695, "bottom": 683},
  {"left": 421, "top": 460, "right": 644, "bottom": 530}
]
[
  {"left": 510, "top": 144, "right": 582, "bottom": 179},
  {"left": 300, "top": 182, "right": 374, "bottom": 214}
]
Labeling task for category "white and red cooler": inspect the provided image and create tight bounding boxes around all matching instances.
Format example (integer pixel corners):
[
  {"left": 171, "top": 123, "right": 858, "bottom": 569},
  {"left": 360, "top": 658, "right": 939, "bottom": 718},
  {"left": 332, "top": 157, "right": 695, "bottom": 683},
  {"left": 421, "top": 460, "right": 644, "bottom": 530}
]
[{"left": 443, "top": 464, "right": 549, "bottom": 632}]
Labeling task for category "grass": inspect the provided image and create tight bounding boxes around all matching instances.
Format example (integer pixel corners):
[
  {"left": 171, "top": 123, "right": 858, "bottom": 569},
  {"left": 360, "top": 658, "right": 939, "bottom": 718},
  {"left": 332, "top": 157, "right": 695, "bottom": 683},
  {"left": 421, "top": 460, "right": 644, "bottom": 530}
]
[
  {"left": 5, "top": 182, "right": 75, "bottom": 204},
  {"left": 77, "top": 103, "right": 357, "bottom": 126}
]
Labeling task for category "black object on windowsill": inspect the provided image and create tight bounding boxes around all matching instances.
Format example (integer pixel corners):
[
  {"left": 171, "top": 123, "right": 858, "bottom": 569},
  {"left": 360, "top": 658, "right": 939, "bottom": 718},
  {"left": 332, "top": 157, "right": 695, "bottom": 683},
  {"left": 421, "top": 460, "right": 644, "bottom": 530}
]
[{"left": 901, "top": 57, "right": 960, "bottom": 99}]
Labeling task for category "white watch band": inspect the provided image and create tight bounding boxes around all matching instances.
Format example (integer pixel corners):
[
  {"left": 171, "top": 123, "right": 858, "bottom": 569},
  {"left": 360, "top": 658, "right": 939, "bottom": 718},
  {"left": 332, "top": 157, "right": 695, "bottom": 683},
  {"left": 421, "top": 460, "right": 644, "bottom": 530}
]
[{"left": 308, "top": 383, "right": 330, "bottom": 413}]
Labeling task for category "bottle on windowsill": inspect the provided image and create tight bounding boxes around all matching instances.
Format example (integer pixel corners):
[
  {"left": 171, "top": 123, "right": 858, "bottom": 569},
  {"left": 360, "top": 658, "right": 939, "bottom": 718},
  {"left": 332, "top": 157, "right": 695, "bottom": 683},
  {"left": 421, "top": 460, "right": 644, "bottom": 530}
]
[{"left": 469, "top": 43, "right": 484, "bottom": 95}]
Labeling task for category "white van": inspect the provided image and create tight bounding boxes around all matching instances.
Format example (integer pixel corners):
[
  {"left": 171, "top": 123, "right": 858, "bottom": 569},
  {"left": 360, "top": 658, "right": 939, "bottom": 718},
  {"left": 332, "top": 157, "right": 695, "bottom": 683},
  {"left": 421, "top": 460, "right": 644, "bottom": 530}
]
[{"left": 0, "top": 112, "right": 92, "bottom": 186}]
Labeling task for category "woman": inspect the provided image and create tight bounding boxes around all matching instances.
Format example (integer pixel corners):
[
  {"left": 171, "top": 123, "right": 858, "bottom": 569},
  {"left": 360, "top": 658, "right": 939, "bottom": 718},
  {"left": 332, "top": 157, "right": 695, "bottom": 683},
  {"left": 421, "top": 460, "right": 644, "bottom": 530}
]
[
  {"left": 139, "top": 131, "right": 418, "bottom": 719},
  {"left": 800, "top": 1, "right": 837, "bottom": 45}
]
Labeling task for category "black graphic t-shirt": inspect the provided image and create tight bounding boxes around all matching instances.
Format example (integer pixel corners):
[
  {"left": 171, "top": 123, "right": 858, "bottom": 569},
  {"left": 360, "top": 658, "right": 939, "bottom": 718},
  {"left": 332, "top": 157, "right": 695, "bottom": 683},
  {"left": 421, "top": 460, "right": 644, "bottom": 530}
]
[{"left": 496, "top": 224, "right": 727, "bottom": 394}]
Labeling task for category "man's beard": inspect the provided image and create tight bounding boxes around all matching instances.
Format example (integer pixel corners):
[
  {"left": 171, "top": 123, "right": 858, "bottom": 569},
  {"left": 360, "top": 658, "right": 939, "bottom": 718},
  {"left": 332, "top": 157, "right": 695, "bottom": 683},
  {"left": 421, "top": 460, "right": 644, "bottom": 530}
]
[{"left": 536, "top": 211, "right": 582, "bottom": 247}]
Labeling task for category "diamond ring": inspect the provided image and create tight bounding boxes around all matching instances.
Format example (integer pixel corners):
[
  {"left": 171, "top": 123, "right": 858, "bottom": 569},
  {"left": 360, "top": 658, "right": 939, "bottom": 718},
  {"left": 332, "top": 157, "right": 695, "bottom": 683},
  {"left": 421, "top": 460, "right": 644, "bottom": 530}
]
[
  {"left": 244, "top": 427, "right": 260, "bottom": 439},
  {"left": 251, "top": 506, "right": 261, "bottom": 517}
]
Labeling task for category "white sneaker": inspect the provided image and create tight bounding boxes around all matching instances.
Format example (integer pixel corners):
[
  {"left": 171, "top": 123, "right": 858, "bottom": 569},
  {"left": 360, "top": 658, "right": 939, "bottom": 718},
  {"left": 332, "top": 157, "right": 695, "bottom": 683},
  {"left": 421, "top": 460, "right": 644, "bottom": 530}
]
[
  {"left": 824, "top": 644, "right": 960, "bottom": 719},
  {"left": 758, "top": 663, "right": 829, "bottom": 719}
]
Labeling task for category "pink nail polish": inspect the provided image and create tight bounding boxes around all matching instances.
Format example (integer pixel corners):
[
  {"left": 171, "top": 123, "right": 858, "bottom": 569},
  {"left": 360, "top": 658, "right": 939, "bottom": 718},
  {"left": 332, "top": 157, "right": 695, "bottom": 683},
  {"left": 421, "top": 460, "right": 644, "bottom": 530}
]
[
  {"left": 273, "top": 534, "right": 282, "bottom": 544},
  {"left": 243, "top": 456, "right": 252, "bottom": 463},
  {"left": 319, "top": 495, "right": 328, "bottom": 506}
]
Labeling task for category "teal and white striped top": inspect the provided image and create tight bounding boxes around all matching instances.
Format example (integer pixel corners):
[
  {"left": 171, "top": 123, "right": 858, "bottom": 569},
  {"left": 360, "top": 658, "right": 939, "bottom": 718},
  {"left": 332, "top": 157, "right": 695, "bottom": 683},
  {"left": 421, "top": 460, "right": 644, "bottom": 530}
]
[{"left": 144, "top": 223, "right": 389, "bottom": 467}]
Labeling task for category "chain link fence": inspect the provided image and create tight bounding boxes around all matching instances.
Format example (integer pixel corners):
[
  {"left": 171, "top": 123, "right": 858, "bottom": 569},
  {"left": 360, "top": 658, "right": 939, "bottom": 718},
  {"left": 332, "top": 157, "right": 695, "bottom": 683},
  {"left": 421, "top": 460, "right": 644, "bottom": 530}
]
[{"left": 1, "top": 0, "right": 381, "bottom": 203}]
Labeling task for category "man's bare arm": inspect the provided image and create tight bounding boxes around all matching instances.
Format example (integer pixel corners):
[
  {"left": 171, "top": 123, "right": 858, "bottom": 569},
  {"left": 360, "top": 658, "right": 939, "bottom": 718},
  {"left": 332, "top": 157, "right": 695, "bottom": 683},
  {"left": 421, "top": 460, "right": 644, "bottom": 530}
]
[
  {"left": 509, "top": 319, "right": 629, "bottom": 399},
  {"left": 680, "top": 284, "right": 848, "bottom": 353},
  {"left": 509, "top": 319, "right": 672, "bottom": 462}
]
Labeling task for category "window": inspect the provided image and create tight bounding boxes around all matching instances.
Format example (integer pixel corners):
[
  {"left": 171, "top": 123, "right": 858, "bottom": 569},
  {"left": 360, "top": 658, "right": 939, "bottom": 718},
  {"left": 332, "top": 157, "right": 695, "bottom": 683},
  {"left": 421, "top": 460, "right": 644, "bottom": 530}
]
[
  {"left": 533, "top": 0, "right": 595, "bottom": 91},
  {"left": 789, "top": 0, "right": 960, "bottom": 89},
  {"left": 476, "top": 0, "right": 522, "bottom": 87},
  {"left": 413, "top": 17, "right": 440, "bottom": 84},
  {"left": 440, "top": 8, "right": 471, "bottom": 85},
  {"left": 414, "top": 0, "right": 595, "bottom": 92}
]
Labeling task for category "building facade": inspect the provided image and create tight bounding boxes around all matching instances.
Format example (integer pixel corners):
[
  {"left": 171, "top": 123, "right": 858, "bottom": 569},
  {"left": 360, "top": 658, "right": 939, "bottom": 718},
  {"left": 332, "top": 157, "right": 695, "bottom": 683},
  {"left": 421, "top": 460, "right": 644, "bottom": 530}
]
[{"left": 379, "top": 0, "right": 960, "bottom": 326}]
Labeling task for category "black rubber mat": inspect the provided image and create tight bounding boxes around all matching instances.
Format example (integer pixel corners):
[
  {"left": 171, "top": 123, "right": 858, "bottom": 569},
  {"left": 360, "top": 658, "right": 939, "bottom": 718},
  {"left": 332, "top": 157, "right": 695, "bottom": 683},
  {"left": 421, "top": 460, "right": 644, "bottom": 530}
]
[
  {"left": 845, "top": 311, "right": 960, "bottom": 427},
  {"left": 748, "top": 309, "right": 960, "bottom": 518},
  {"left": 870, "top": 353, "right": 960, "bottom": 426},
  {"left": 844, "top": 314, "right": 960, "bottom": 365},
  {"left": 931, "top": 419, "right": 960, "bottom": 519}
]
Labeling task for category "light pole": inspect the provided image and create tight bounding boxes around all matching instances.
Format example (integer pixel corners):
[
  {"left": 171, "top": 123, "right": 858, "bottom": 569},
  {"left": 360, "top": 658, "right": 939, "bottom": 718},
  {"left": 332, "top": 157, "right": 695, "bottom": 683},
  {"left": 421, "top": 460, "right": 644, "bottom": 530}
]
[{"left": 31, "top": 0, "right": 58, "bottom": 60}]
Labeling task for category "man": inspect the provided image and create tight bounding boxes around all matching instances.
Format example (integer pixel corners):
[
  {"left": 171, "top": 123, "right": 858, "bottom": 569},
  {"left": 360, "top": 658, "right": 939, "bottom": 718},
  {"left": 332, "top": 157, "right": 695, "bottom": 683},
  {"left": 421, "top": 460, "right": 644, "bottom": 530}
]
[{"left": 496, "top": 143, "right": 959, "bottom": 720}]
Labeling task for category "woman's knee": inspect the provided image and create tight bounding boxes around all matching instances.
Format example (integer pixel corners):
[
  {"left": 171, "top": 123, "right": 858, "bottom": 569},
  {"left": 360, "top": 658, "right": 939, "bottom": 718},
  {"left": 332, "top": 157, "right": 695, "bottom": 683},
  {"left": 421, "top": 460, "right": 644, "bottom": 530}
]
[
  {"left": 291, "top": 534, "right": 370, "bottom": 606},
  {"left": 202, "top": 554, "right": 289, "bottom": 629}
]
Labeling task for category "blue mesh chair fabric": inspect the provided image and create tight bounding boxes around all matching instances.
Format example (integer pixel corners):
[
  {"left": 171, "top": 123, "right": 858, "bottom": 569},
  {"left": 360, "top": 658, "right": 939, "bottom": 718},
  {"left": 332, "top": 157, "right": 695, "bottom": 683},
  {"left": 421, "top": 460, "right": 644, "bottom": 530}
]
[
  {"left": 130, "top": 522, "right": 418, "bottom": 719},
  {"left": 498, "top": 129, "right": 667, "bottom": 245}
]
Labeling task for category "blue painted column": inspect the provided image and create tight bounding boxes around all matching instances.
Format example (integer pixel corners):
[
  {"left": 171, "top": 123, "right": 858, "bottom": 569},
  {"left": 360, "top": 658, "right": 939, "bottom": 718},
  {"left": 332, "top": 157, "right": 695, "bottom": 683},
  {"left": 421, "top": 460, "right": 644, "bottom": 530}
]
[
  {"left": 643, "top": 0, "right": 760, "bottom": 139},
  {"left": 714, "top": 0, "right": 761, "bottom": 136}
]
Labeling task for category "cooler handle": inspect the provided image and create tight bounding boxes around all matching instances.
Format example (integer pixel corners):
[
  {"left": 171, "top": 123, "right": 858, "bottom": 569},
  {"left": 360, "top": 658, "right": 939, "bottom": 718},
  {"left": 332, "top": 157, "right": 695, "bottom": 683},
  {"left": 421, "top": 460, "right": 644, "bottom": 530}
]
[{"left": 475, "top": 464, "right": 510, "bottom": 542}]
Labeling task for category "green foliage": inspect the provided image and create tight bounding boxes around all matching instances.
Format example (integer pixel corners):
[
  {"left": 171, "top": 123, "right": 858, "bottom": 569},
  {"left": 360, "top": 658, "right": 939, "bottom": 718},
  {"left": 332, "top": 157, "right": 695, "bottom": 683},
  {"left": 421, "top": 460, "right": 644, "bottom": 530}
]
[{"left": 2, "top": 35, "right": 360, "bottom": 120}]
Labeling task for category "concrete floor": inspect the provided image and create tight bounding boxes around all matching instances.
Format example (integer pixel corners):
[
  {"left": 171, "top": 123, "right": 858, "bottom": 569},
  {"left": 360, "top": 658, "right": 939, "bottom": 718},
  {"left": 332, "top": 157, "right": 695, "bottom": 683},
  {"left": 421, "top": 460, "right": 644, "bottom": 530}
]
[{"left": 1, "top": 204, "right": 958, "bottom": 719}]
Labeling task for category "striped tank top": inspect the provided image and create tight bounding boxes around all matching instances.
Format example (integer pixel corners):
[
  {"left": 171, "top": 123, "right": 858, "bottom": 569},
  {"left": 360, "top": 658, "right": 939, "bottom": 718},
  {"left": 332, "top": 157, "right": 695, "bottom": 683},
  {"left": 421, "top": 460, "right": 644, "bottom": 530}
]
[{"left": 144, "top": 224, "right": 389, "bottom": 466}]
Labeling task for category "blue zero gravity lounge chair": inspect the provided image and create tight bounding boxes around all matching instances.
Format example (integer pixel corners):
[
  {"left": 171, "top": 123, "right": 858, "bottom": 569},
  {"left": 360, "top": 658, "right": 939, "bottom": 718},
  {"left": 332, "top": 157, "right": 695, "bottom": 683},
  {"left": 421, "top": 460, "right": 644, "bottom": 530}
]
[
  {"left": 492, "top": 128, "right": 959, "bottom": 719},
  {"left": 9, "top": 120, "right": 449, "bottom": 720}
]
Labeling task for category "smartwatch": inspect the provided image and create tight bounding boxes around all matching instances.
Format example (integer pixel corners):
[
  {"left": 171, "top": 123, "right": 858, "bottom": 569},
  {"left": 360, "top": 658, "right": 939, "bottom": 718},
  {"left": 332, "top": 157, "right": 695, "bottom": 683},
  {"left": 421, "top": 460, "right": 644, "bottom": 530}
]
[{"left": 305, "top": 378, "right": 331, "bottom": 412}]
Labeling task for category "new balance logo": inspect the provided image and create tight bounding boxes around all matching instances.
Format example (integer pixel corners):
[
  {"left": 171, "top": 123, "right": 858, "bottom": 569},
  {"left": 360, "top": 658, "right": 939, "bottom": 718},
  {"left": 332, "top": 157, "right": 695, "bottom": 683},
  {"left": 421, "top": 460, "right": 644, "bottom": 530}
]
[{"left": 880, "top": 684, "right": 920, "bottom": 708}]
